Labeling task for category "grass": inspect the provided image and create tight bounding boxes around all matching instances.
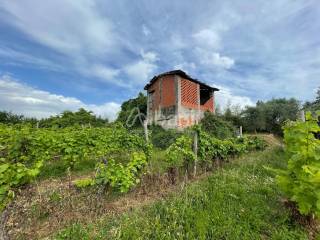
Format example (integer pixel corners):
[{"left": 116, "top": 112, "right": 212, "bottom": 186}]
[
  {"left": 54, "top": 147, "right": 309, "bottom": 240},
  {"left": 146, "top": 148, "right": 169, "bottom": 174},
  {"left": 38, "top": 148, "right": 168, "bottom": 180},
  {"left": 38, "top": 158, "right": 97, "bottom": 179}
]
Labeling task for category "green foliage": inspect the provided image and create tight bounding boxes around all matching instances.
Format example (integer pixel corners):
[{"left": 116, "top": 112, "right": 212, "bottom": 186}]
[
  {"left": 242, "top": 98, "right": 300, "bottom": 135},
  {"left": 222, "top": 106, "right": 243, "bottom": 127},
  {"left": 196, "top": 126, "right": 267, "bottom": 162},
  {"left": 74, "top": 178, "right": 95, "bottom": 188},
  {"left": 165, "top": 135, "right": 196, "bottom": 168},
  {"left": 0, "top": 111, "right": 24, "bottom": 124},
  {"left": 0, "top": 108, "right": 107, "bottom": 127},
  {"left": 149, "top": 125, "right": 183, "bottom": 149},
  {"left": 94, "top": 152, "right": 147, "bottom": 192},
  {"left": 56, "top": 148, "right": 308, "bottom": 240},
  {"left": 0, "top": 161, "right": 43, "bottom": 209},
  {"left": 76, "top": 152, "right": 148, "bottom": 193},
  {"left": 304, "top": 87, "right": 320, "bottom": 112},
  {"left": 200, "top": 112, "right": 236, "bottom": 139},
  {"left": 276, "top": 111, "right": 320, "bottom": 217},
  {"left": 116, "top": 92, "right": 147, "bottom": 128},
  {"left": 165, "top": 125, "right": 267, "bottom": 172},
  {"left": 0, "top": 123, "right": 150, "bottom": 209},
  {"left": 316, "top": 87, "right": 320, "bottom": 104},
  {"left": 39, "top": 108, "right": 108, "bottom": 128}
]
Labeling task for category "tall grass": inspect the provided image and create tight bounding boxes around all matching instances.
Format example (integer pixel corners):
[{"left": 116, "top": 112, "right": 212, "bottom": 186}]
[{"left": 55, "top": 147, "right": 308, "bottom": 240}]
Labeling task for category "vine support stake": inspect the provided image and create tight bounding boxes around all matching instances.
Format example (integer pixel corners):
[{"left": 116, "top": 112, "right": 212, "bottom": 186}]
[
  {"left": 193, "top": 131, "right": 198, "bottom": 177},
  {"left": 300, "top": 110, "right": 305, "bottom": 122},
  {"left": 143, "top": 120, "right": 149, "bottom": 143}
]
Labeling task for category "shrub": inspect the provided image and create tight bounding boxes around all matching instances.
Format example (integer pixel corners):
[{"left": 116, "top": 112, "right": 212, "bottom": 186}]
[
  {"left": 150, "top": 125, "right": 183, "bottom": 149},
  {"left": 94, "top": 152, "right": 147, "bottom": 192},
  {"left": 200, "top": 112, "right": 236, "bottom": 139},
  {"left": 165, "top": 126, "right": 267, "bottom": 172},
  {"left": 276, "top": 112, "right": 320, "bottom": 216},
  {"left": 74, "top": 178, "right": 95, "bottom": 188},
  {"left": 165, "top": 135, "right": 196, "bottom": 168}
]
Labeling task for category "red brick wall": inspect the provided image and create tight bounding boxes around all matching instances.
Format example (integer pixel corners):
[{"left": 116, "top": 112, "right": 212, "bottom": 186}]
[
  {"left": 181, "top": 78, "right": 198, "bottom": 109},
  {"left": 161, "top": 75, "right": 176, "bottom": 107},
  {"left": 200, "top": 95, "right": 214, "bottom": 112},
  {"left": 148, "top": 80, "right": 160, "bottom": 111},
  {"left": 178, "top": 115, "right": 195, "bottom": 128},
  {"left": 148, "top": 76, "right": 176, "bottom": 110}
]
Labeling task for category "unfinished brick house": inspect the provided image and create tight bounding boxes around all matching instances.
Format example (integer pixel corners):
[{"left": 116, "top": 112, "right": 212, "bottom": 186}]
[{"left": 144, "top": 70, "right": 219, "bottom": 129}]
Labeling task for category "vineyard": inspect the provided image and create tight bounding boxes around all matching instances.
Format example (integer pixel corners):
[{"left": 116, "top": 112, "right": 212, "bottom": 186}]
[
  {"left": 1, "top": 115, "right": 319, "bottom": 239},
  {"left": 0, "top": 123, "right": 266, "bottom": 211},
  {"left": 0, "top": 124, "right": 151, "bottom": 209}
]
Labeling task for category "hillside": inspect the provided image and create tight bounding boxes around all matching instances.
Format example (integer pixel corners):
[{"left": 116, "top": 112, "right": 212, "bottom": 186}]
[
  {"left": 54, "top": 146, "right": 309, "bottom": 239},
  {"left": 2, "top": 135, "right": 315, "bottom": 239}
]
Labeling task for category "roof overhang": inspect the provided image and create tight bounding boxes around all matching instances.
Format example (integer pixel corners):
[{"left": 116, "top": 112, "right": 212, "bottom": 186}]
[{"left": 144, "top": 70, "right": 219, "bottom": 91}]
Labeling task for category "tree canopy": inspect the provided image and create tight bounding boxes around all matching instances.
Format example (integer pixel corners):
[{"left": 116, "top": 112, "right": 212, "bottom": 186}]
[
  {"left": 304, "top": 87, "right": 320, "bottom": 112},
  {"left": 241, "top": 98, "right": 300, "bottom": 135},
  {"left": 116, "top": 92, "right": 147, "bottom": 128},
  {"left": 0, "top": 108, "right": 108, "bottom": 128},
  {"left": 39, "top": 108, "right": 108, "bottom": 128},
  {"left": 0, "top": 111, "right": 24, "bottom": 124},
  {"left": 200, "top": 112, "right": 236, "bottom": 139}
]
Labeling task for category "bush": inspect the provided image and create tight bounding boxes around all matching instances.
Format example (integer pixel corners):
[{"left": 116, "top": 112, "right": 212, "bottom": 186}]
[
  {"left": 196, "top": 126, "right": 267, "bottom": 163},
  {"left": 150, "top": 125, "right": 183, "bottom": 149},
  {"left": 276, "top": 112, "right": 320, "bottom": 216},
  {"left": 164, "top": 126, "right": 267, "bottom": 173},
  {"left": 74, "top": 178, "right": 95, "bottom": 188},
  {"left": 200, "top": 112, "right": 236, "bottom": 139},
  {"left": 165, "top": 135, "right": 196, "bottom": 168}
]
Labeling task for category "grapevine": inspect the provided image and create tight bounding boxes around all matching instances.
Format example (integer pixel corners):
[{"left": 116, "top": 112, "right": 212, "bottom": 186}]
[
  {"left": 276, "top": 111, "right": 320, "bottom": 216},
  {"left": 0, "top": 124, "right": 151, "bottom": 209},
  {"left": 166, "top": 125, "right": 267, "bottom": 171}
]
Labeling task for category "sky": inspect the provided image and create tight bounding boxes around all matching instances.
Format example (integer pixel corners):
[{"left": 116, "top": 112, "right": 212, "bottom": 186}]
[{"left": 0, "top": 0, "right": 319, "bottom": 120}]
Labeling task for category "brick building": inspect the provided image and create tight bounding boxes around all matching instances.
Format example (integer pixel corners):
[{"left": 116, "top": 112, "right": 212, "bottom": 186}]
[{"left": 144, "top": 70, "right": 219, "bottom": 129}]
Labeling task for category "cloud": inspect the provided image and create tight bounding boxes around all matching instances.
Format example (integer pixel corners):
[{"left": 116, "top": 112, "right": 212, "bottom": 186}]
[
  {"left": 0, "top": 0, "right": 319, "bottom": 106},
  {"left": 215, "top": 85, "right": 254, "bottom": 111},
  {"left": 0, "top": 0, "right": 116, "bottom": 57},
  {"left": 0, "top": 0, "right": 121, "bottom": 84},
  {"left": 0, "top": 75, "right": 120, "bottom": 120},
  {"left": 174, "top": 62, "right": 196, "bottom": 73},
  {"left": 89, "top": 64, "right": 120, "bottom": 83},
  {"left": 124, "top": 51, "right": 159, "bottom": 84},
  {"left": 0, "top": 46, "right": 63, "bottom": 71},
  {"left": 199, "top": 51, "right": 235, "bottom": 69},
  {"left": 142, "top": 24, "right": 151, "bottom": 37},
  {"left": 193, "top": 29, "right": 221, "bottom": 50}
]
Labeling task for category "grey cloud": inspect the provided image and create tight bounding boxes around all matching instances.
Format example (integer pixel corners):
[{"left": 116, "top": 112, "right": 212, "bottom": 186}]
[{"left": 0, "top": 75, "right": 121, "bottom": 120}]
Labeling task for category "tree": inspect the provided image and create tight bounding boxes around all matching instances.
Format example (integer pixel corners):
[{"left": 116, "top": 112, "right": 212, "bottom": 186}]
[
  {"left": 315, "top": 87, "right": 320, "bottom": 104},
  {"left": 241, "top": 98, "right": 300, "bottom": 135},
  {"left": 241, "top": 106, "right": 265, "bottom": 133},
  {"left": 263, "top": 98, "right": 300, "bottom": 135},
  {"left": 0, "top": 111, "right": 24, "bottom": 124},
  {"left": 223, "top": 105, "right": 243, "bottom": 127},
  {"left": 303, "top": 87, "right": 320, "bottom": 112},
  {"left": 116, "top": 92, "right": 147, "bottom": 128},
  {"left": 39, "top": 108, "right": 108, "bottom": 128},
  {"left": 200, "top": 112, "right": 236, "bottom": 139}
]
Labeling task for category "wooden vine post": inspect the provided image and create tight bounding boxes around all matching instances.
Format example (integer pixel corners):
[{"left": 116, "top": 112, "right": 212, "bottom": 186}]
[
  {"left": 300, "top": 110, "right": 306, "bottom": 122},
  {"left": 143, "top": 120, "right": 149, "bottom": 143},
  {"left": 193, "top": 130, "right": 198, "bottom": 177}
]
